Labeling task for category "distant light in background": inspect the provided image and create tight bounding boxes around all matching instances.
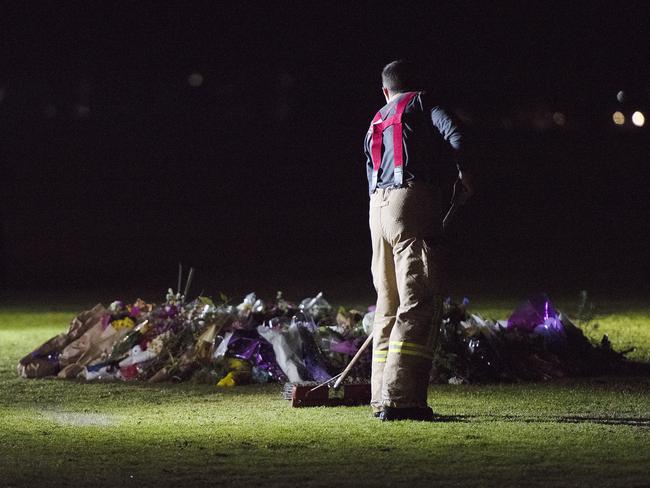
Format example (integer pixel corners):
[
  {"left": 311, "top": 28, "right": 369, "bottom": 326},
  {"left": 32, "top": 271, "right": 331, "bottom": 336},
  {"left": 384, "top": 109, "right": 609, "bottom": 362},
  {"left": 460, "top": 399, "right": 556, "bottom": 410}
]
[
  {"left": 44, "top": 104, "right": 57, "bottom": 118},
  {"left": 552, "top": 112, "right": 566, "bottom": 126},
  {"left": 500, "top": 118, "right": 514, "bottom": 130},
  {"left": 187, "top": 72, "right": 204, "bottom": 87},
  {"left": 75, "top": 104, "right": 90, "bottom": 118},
  {"left": 631, "top": 111, "right": 645, "bottom": 127},
  {"left": 531, "top": 111, "right": 552, "bottom": 130},
  {"left": 616, "top": 90, "right": 626, "bottom": 103},
  {"left": 612, "top": 111, "right": 625, "bottom": 125},
  {"left": 278, "top": 72, "right": 294, "bottom": 89}
]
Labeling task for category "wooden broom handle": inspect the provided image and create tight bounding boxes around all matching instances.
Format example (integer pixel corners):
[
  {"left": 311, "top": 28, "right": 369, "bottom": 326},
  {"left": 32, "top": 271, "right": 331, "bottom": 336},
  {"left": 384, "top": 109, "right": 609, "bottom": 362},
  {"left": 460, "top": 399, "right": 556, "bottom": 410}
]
[{"left": 332, "top": 333, "right": 373, "bottom": 390}]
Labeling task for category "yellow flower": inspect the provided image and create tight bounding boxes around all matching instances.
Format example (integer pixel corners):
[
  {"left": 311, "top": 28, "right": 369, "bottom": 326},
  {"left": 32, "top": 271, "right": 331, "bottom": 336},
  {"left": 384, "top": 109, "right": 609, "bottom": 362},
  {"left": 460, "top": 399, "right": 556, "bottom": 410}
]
[
  {"left": 111, "top": 317, "right": 135, "bottom": 330},
  {"left": 227, "top": 358, "right": 251, "bottom": 373},
  {"left": 216, "top": 372, "right": 236, "bottom": 387}
]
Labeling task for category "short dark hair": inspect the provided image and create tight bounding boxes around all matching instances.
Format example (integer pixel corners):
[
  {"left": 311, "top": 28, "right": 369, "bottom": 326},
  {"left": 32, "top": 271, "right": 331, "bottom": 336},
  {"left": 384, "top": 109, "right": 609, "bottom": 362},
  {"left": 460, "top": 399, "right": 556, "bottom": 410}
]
[{"left": 381, "top": 59, "right": 419, "bottom": 93}]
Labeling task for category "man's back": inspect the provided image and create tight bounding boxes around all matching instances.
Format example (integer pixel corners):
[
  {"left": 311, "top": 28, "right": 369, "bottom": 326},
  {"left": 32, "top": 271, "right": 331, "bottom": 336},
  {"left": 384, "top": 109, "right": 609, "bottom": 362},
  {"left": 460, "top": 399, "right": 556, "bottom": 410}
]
[{"left": 364, "top": 91, "right": 467, "bottom": 196}]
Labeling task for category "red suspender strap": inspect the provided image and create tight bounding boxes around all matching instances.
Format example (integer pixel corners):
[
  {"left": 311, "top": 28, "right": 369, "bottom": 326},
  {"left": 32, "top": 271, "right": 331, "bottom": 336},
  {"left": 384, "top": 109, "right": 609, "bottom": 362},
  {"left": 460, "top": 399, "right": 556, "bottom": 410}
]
[
  {"left": 369, "top": 91, "right": 418, "bottom": 192},
  {"left": 370, "top": 111, "right": 384, "bottom": 176}
]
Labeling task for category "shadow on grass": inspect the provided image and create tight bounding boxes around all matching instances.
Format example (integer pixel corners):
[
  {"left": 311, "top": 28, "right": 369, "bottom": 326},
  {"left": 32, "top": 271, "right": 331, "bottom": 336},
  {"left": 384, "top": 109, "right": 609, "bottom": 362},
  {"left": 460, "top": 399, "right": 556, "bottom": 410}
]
[
  {"left": 472, "top": 414, "right": 650, "bottom": 427},
  {"left": 344, "top": 413, "right": 650, "bottom": 426},
  {"left": 431, "top": 414, "right": 472, "bottom": 423},
  {"left": 556, "top": 415, "right": 650, "bottom": 427}
]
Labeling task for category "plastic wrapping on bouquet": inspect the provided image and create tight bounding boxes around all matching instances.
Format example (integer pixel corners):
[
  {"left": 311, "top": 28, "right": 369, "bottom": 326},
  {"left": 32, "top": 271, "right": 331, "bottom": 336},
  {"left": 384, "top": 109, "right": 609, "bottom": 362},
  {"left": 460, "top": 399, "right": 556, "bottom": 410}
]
[
  {"left": 225, "top": 330, "right": 286, "bottom": 382},
  {"left": 507, "top": 294, "right": 563, "bottom": 334},
  {"left": 299, "top": 292, "right": 332, "bottom": 323}
]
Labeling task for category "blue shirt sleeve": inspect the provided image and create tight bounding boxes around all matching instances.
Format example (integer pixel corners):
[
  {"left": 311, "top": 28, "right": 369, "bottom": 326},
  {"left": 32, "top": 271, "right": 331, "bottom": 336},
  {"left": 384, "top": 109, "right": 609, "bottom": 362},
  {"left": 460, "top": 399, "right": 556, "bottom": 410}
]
[
  {"left": 429, "top": 105, "right": 468, "bottom": 171},
  {"left": 363, "top": 130, "right": 374, "bottom": 193}
]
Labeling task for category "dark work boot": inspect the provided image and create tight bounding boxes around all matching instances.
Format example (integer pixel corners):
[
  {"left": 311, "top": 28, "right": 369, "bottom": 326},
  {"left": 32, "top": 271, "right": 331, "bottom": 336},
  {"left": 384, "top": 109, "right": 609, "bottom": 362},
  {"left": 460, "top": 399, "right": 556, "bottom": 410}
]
[{"left": 379, "top": 406, "right": 435, "bottom": 422}]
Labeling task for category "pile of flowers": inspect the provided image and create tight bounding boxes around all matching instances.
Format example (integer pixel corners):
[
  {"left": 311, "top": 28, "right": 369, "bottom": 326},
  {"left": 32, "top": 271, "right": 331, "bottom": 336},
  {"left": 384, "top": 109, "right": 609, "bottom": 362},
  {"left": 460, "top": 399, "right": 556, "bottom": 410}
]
[
  {"left": 17, "top": 290, "right": 370, "bottom": 385},
  {"left": 18, "top": 290, "right": 631, "bottom": 386},
  {"left": 434, "top": 295, "right": 631, "bottom": 383}
]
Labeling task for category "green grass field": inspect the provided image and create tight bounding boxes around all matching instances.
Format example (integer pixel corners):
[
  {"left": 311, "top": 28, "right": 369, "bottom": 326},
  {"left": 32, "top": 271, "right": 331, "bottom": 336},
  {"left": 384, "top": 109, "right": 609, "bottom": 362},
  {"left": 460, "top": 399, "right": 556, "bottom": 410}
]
[{"left": 1, "top": 300, "right": 649, "bottom": 487}]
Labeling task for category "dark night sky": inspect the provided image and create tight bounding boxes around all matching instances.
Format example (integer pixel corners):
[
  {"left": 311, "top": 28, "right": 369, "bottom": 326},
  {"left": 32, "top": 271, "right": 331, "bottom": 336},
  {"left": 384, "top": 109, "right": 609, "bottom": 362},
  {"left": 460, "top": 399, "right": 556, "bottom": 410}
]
[{"left": 2, "top": 2, "right": 649, "bottom": 302}]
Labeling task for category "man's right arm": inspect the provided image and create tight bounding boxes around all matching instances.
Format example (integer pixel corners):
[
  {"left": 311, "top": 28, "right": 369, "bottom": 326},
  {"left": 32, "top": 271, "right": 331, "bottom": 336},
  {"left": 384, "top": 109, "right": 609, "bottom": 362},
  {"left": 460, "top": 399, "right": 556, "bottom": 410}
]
[{"left": 430, "top": 105, "right": 474, "bottom": 201}]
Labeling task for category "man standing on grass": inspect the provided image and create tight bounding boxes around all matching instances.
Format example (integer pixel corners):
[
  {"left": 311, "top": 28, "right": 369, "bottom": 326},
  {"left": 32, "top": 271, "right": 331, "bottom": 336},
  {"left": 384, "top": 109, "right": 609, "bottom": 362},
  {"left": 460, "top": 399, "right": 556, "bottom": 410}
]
[{"left": 364, "top": 60, "right": 473, "bottom": 421}]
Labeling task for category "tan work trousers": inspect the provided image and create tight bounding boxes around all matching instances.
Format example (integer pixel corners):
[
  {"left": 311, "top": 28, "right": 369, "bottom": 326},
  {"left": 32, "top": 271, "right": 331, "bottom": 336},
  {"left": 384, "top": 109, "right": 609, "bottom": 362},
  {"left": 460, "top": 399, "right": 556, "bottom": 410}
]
[{"left": 369, "top": 183, "right": 444, "bottom": 411}]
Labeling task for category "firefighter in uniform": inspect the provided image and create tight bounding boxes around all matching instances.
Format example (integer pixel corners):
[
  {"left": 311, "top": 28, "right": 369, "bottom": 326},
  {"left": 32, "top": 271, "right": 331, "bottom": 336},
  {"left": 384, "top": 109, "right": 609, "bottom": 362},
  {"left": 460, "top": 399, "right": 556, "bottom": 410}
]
[{"left": 364, "top": 60, "right": 473, "bottom": 421}]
